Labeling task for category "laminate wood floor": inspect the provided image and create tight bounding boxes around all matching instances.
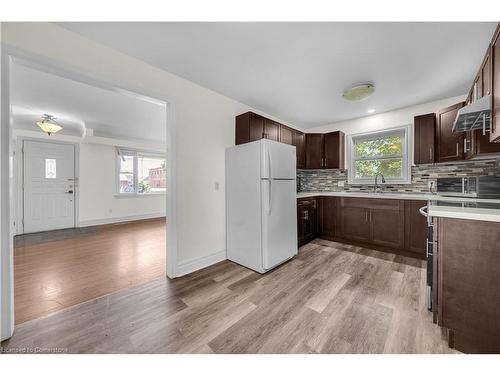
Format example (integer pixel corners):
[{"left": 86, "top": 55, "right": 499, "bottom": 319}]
[
  {"left": 3, "top": 239, "right": 456, "bottom": 354},
  {"left": 13, "top": 218, "right": 166, "bottom": 324}
]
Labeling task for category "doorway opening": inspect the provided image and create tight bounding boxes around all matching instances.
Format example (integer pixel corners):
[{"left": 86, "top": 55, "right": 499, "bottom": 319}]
[{"left": 6, "top": 55, "right": 172, "bottom": 327}]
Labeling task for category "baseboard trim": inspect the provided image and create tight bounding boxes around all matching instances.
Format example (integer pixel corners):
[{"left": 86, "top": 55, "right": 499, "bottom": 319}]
[
  {"left": 176, "top": 250, "right": 227, "bottom": 277},
  {"left": 78, "top": 213, "right": 165, "bottom": 227}
]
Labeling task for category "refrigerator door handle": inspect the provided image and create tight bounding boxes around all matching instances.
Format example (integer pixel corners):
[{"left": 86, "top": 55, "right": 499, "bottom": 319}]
[
  {"left": 268, "top": 179, "right": 273, "bottom": 215},
  {"left": 268, "top": 150, "right": 272, "bottom": 179}
]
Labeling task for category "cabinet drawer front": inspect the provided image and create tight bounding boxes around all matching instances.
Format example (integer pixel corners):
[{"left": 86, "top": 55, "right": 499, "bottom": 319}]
[
  {"left": 297, "top": 198, "right": 316, "bottom": 207},
  {"left": 340, "top": 197, "right": 403, "bottom": 211}
]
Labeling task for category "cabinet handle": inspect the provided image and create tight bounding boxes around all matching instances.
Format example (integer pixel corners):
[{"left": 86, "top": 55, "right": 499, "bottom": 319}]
[
  {"left": 429, "top": 148, "right": 433, "bottom": 162},
  {"left": 365, "top": 210, "right": 368, "bottom": 223},
  {"left": 324, "top": 158, "right": 327, "bottom": 167},
  {"left": 456, "top": 143, "right": 459, "bottom": 156},
  {"left": 482, "top": 113, "right": 487, "bottom": 136},
  {"left": 305, "top": 210, "right": 309, "bottom": 220},
  {"left": 463, "top": 138, "right": 467, "bottom": 153}
]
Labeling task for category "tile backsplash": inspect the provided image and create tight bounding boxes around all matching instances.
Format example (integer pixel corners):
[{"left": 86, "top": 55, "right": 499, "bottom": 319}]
[{"left": 297, "top": 159, "right": 500, "bottom": 193}]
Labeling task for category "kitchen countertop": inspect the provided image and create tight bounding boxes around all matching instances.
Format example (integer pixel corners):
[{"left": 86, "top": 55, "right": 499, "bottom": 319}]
[
  {"left": 297, "top": 191, "right": 500, "bottom": 222},
  {"left": 296, "top": 191, "right": 500, "bottom": 203}
]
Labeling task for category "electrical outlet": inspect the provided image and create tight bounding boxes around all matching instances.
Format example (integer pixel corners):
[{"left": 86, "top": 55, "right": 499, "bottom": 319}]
[
  {"left": 215, "top": 181, "right": 220, "bottom": 191},
  {"left": 338, "top": 181, "right": 345, "bottom": 187}
]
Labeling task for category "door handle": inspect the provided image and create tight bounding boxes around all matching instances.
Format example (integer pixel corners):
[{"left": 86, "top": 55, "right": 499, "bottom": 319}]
[
  {"left": 268, "top": 180, "right": 272, "bottom": 216},
  {"left": 65, "top": 190, "right": 73, "bottom": 194}
]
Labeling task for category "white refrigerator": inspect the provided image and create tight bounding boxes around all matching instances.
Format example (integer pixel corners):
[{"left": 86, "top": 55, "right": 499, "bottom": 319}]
[{"left": 226, "top": 139, "right": 298, "bottom": 273}]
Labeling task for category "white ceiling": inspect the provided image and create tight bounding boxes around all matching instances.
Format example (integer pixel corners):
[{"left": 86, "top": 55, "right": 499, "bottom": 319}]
[
  {"left": 11, "top": 62, "right": 166, "bottom": 142},
  {"left": 58, "top": 22, "right": 497, "bottom": 129}
]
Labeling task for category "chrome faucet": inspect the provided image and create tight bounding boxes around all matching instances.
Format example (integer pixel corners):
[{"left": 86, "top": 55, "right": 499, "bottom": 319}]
[{"left": 373, "top": 173, "right": 386, "bottom": 193}]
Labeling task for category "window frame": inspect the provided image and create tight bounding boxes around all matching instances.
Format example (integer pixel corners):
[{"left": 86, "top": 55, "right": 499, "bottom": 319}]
[
  {"left": 347, "top": 125, "right": 411, "bottom": 185},
  {"left": 116, "top": 148, "right": 166, "bottom": 196}
]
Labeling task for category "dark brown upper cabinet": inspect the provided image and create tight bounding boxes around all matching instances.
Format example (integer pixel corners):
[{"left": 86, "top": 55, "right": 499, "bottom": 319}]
[
  {"left": 414, "top": 113, "right": 436, "bottom": 164},
  {"left": 491, "top": 25, "right": 500, "bottom": 143},
  {"left": 324, "top": 131, "right": 345, "bottom": 169},
  {"left": 305, "top": 134, "right": 324, "bottom": 169},
  {"left": 436, "top": 103, "right": 465, "bottom": 163},
  {"left": 293, "top": 130, "right": 306, "bottom": 169},
  {"left": 235, "top": 112, "right": 280, "bottom": 144},
  {"left": 279, "top": 124, "right": 294, "bottom": 145},
  {"left": 235, "top": 112, "right": 344, "bottom": 170},
  {"left": 305, "top": 131, "right": 345, "bottom": 169}
]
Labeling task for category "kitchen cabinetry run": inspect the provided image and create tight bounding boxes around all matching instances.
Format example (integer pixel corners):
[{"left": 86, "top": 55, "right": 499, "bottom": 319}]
[
  {"left": 299, "top": 195, "right": 427, "bottom": 259},
  {"left": 305, "top": 131, "right": 345, "bottom": 169},
  {"left": 433, "top": 217, "right": 500, "bottom": 353},
  {"left": 235, "top": 112, "right": 344, "bottom": 170},
  {"left": 297, "top": 197, "right": 317, "bottom": 246},
  {"left": 414, "top": 113, "right": 436, "bottom": 164}
]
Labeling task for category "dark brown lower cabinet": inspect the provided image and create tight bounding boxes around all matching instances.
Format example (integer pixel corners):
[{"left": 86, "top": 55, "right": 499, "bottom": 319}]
[
  {"left": 297, "top": 198, "right": 317, "bottom": 247},
  {"left": 318, "top": 197, "right": 336, "bottom": 240},
  {"left": 434, "top": 217, "right": 500, "bottom": 353},
  {"left": 404, "top": 200, "right": 427, "bottom": 256},
  {"left": 339, "top": 206, "right": 371, "bottom": 243},
  {"left": 338, "top": 197, "right": 404, "bottom": 250},
  {"left": 300, "top": 196, "right": 426, "bottom": 259}
]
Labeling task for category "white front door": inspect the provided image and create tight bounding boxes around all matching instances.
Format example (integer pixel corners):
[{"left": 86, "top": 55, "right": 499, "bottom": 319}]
[{"left": 23, "top": 140, "right": 76, "bottom": 233}]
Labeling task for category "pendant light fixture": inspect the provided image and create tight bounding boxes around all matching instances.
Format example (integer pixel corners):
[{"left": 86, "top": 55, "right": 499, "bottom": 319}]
[
  {"left": 342, "top": 82, "right": 375, "bottom": 101},
  {"left": 36, "top": 114, "right": 63, "bottom": 136}
]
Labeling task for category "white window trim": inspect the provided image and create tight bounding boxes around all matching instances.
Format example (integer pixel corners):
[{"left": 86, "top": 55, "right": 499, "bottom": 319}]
[
  {"left": 347, "top": 125, "right": 411, "bottom": 185},
  {"left": 116, "top": 147, "right": 166, "bottom": 196}
]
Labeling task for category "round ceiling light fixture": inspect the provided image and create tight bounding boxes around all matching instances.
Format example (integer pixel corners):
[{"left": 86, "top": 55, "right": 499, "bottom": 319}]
[
  {"left": 342, "top": 82, "right": 375, "bottom": 102},
  {"left": 36, "top": 114, "right": 63, "bottom": 136}
]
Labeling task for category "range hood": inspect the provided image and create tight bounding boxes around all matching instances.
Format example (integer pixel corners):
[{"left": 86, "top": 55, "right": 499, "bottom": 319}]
[{"left": 452, "top": 95, "right": 491, "bottom": 133}]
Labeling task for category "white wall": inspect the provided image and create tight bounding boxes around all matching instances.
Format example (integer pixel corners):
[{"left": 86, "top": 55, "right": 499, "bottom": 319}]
[
  {"left": 1, "top": 22, "right": 297, "bottom": 268},
  {"left": 78, "top": 143, "right": 166, "bottom": 226},
  {"left": 309, "top": 95, "right": 466, "bottom": 135}
]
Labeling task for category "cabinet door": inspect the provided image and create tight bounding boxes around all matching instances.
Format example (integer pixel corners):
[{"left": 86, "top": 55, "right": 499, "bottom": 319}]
[
  {"left": 249, "top": 113, "right": 266, "bottom": 142},
  {"left": 279, "top": 124, "right": 294, "bottom": 145},
  {"left": 340, "top": 206, "right": 371, "bottom": 243},
  {"left": 323, "top": 131, "right": 345, "bottom": 169},
  {"left": 437, "top": 103, "right": 465, "bottom": 162},
  {"left": 370, "top": 201, "right": 405, "bottom": 249},
  {"left": 404, "top": 200, "right": 427, "bottom": 256},
  {"left": 318, "top": 197, "right": 336, "bottom": 239},
  {"left": 264, "top": 119, "right": 280, "bottom": 142},
  {"left": 491, "top": 28, "right": 500, "bottom": 142},
  {"left": 305, "top": 134, "right": 324, "bottom": 169},
  {"left": 293, "top": 130, "right": 306, "bottom": 169},
  {"left": 305, "top": 200, "right": 318, "bottom": 242},
  {"left": 414, "top": 113, "right": 436, "bottom": 164},
  {"left": 297, "top": 204, "right": 306, "bottom": 247}
]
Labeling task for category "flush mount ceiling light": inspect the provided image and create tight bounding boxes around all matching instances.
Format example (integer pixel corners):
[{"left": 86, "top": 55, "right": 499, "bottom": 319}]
[
  {"left": 36, "top": 114, "right": 63, "bottom": 136},
  {"left": 342, "top": 82, "right": 375, "bottom": 102}
]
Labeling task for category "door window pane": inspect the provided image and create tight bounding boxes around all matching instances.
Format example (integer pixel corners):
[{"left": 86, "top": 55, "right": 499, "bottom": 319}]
[
  {"left": 45, "top": 159, "right": 56, "bottom": 179},
  {"left": 137, "top": 157, "right": 166, "bottom": 194},
  {"left": 119, "top": 155, "right": 135, "bottom": 193}
]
